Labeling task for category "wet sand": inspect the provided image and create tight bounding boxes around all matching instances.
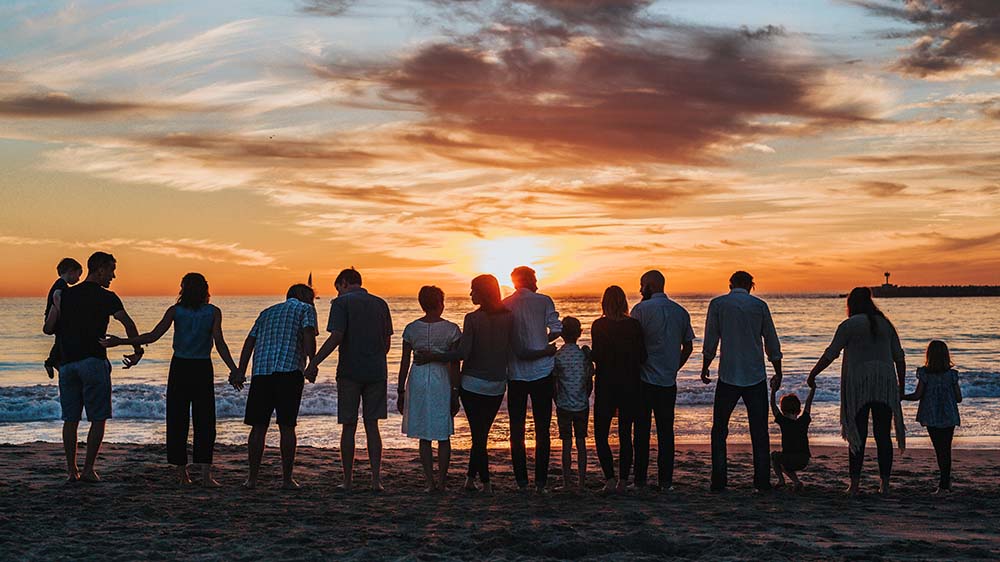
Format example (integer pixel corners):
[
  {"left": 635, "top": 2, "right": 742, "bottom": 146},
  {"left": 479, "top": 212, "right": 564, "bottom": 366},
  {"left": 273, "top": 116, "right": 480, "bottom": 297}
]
[{"left": 0, "top": 442, "right": 997, "bottom": 560}]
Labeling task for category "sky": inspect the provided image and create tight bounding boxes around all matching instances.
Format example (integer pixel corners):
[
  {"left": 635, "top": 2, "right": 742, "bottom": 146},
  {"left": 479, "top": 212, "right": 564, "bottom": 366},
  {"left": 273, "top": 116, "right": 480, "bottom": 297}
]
[{"left": 0, "top": 0, "right": 998, "bottom": 297}]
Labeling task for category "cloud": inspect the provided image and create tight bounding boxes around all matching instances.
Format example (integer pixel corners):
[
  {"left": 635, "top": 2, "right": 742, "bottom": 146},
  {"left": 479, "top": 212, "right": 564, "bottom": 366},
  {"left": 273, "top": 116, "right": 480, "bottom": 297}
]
[
  {"left": 850, "top": 1, "right": 1000, "bottom": 78},
  {"left": 856, "top": 180, "right": 908, "bottom": 196},
  {"left": 0, "top": 92, "right": 180, "bottom": 118},
  {"left": 129, "top": 239, "right": 277, "bottom": 267},
  {"left": 297, "top": 0, "right": 356, "bottom": 16}
]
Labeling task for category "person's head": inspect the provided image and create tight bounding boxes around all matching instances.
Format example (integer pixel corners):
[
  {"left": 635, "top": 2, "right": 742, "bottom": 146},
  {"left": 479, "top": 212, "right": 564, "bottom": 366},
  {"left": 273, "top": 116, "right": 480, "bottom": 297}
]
[
  {"left": 924, "top": 340, "right": 953, "bottom": 373},
  {"left": 86, "top": 252, "right": 117, "bottom": 288},
  {"left": 177, "top": 272, "right": 210, "bottom": 309},
  {"left": 418, "top": 285, "right": 445, "bottom": 316},
  {"left": 470, "top": 274, "right": 505, "bottom": 313},
  {"left": 779, "top": 393, "right": 802, "bottom": 417},
  {"left": 286, "top": 283, "right": 315, "bottom": 304},
  {"left": 601, "top": 285, "right": 629, "bottom": 320},
  {"left": 561, "top": 316, "right": 582, "bottom": 344},
  {"left": 56, "top": 257, "right": 83, "bottom": 284},
  {"left": 640, "top": 270, "right": 665, "bottom": 300},
  {"left": 729, "top": 271, "right": 755, "bottom": 292},
  {"left": 846, "top": 286, "right": 889, "bottom": 337},
  {"left": 334, "top": 268, "right": 363, "bottom": 294},
  {"left": 510, "top": 266, "right": 537, "bottom": 292}
]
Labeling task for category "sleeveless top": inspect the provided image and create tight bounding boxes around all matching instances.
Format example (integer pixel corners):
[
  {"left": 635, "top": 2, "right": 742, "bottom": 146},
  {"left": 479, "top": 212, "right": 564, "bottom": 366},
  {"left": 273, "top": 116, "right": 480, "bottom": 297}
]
[{"left": 172, "top": 304, "right": 216, "bottom": 359}]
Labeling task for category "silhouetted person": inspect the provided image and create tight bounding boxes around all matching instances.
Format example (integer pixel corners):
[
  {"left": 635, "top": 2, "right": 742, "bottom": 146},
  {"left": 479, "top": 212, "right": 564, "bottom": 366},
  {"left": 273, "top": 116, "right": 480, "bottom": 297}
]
[
  {"left": 590, "top": 286, "right": 646, "bottom": 494},
  {"left": 43, "top": 258, "right": 83, "bottom": 379},
  {"left": 631, "top": 270, "right": 693, "bottom": 490},
  {"left": 232, "top": 284, "right": 317, "bottom": 490},
  {"left": 553, "top": 316, "right": 592, "bottom": 490},
  {"left": 807, "top": 287, "right": 906, "bottom": 496},
  {"left": 306, "top": 268, "right": 393, "bottom": 492},
  {"left": 771, "top": 385, "right": 816, "bottom": 491},
  {"left": 903, "top": 340, "right": 962, "bottom": 494},
  {"left": 504, "top": 266, "right": 561, "bottom": 492},
  {"left": 102, "top": 273, "right": 239, "bottom": 487},
  {"left": 701, "top": 271, "right": 782, "bottom": 492},
  {"left": 43, "top": 252, "right": 144, "bottom": 482}
]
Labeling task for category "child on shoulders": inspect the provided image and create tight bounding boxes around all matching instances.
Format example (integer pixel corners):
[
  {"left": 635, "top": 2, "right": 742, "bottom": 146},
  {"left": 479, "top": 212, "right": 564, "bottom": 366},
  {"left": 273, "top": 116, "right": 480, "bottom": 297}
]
[
  {"left": 904, "top": 340, "right": 962, "bottom": 494},
  {"left": 770, "top": 383, "right": 816, "bottom": 491}
]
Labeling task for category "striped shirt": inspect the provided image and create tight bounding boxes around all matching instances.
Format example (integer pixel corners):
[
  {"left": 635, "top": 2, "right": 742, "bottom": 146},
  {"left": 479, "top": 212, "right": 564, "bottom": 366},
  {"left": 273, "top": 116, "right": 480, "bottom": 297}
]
[{"left": 249, "top": 298, "right": 317, "bottom": 376}]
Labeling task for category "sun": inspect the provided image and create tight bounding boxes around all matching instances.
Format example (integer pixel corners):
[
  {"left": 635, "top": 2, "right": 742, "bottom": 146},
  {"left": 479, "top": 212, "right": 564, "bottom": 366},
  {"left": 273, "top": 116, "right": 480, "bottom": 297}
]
[{"left": 472, "top": 236, "right": 552, "bottom": 290}]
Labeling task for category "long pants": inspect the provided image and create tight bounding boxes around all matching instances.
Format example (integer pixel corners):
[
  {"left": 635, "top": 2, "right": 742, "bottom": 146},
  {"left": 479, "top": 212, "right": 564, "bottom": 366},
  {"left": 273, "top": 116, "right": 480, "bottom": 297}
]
[
  {"left": 594, "top": 385, "right": 637, "bottom": 481},
  {"left": 508, "top": 376, "right": 554, "bottom": 487},
  {"left": 711, "top": 380, "right": 770, "bottom": 490},
  {"left": 927, "top": 426, "right": 955, "bottom": 489},
  {"left": 634, "top": 382, "right": 677, "bottom": 487},
  {"left": 461, "top": 389, "right": 504, "bottom": 484},
  {"left": 848, "top": 402, "right": 894, "bottom": 479},
  {"left": 166, "top": 357, "right": 216, "bottom": 466}
]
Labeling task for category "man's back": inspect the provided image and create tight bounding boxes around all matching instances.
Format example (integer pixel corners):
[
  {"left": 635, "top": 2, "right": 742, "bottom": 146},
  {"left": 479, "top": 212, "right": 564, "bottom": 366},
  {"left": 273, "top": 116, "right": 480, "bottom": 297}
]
[
  {"left": 250, "top": 298, "right": 317, "bottom": 376},
  {"left": 327, "top": 288, "right": 393, "bottom": 382},
  {"left": 630, "top": 293, "right": 694, "bottom": 387},
  {"left": 703, "top": 289, "right": 781, "bottom": 387},
  {"left": 57, "top": 281, "right": 123, "bottom": 365},
  {"left": 504, "top": 288, "right": 561, "bottom": 381}
]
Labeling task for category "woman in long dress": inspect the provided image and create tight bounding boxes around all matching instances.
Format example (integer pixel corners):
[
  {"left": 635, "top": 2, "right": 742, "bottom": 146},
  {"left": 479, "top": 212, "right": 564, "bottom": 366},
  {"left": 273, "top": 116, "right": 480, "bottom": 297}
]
[
  {"left": 807, "top": 287, "right": 906, "bottom": 496},
  {"left": 396, "top": 286, "right": 461, "bottom": 492}
]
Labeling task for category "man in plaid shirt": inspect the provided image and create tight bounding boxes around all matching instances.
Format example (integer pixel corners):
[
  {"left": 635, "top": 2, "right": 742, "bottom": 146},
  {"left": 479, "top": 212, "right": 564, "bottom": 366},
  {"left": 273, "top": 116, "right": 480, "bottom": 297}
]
[{"left": 231, "top": 284, "right": 317, "bottom": 489}]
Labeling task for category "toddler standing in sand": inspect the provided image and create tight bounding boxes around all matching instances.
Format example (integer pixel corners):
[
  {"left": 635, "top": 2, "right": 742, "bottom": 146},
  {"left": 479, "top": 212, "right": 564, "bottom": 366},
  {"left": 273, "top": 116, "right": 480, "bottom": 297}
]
[
  {"left": 43, "top": 258, "right": 83, "bottom": 379},
  {"left": 553, "top": 316, "right": 593, "bottom": 490},
  {"left": 904, "top": 340, "right": 962, "bottom": 494},
  {"left": 770, "top": 384, "right": 816, "bottom": 491}
]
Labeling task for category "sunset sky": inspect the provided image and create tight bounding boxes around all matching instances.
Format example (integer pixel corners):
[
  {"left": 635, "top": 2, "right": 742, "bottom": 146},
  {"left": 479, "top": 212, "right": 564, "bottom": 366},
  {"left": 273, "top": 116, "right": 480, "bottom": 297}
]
[{"left": 1, "top": 0, "right": 998, "bottom": 297}]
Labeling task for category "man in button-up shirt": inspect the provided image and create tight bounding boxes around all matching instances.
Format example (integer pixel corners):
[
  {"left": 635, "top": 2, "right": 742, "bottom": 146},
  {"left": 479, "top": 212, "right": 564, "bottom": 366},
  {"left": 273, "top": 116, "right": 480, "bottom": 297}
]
[
  {"left": 504, "top": 266, "right": 561, "bottom": 491},
  {"left": 701, "top": 271, "right": 783, "bottom": 491},
  {"left": 630, "top": 270, "right": 694, "bottom": 489}
]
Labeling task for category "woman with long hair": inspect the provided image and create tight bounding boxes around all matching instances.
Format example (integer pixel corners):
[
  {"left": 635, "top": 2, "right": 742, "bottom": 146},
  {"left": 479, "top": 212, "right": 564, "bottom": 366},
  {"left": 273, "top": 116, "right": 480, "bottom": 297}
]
[
  {"left": 103, "top": 273, "right": 239, "bottom": 486},
  {"left": 590, "top": 285, "right": 647, "bottom": 493},
  {"left": 807, "top": 287, "right": 906, "bottom": 496}
]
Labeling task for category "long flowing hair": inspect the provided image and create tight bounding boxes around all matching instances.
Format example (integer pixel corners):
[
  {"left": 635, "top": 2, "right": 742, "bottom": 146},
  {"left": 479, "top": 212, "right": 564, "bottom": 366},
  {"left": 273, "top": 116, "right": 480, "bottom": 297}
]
[
  {"left": 178, "top": 273, "right": 210, "bottom": 309},
  {"left": 601, "top": 285, "right": 629, "bottom": 320},
  {"left": 846, "top": 286, "right": 890, "bottom": 338},
  {"left": 924, "top": 340, "right": 953, "bottom": 373},
  {"left": 472, "top": 274, "right": 506, "bottom": 314}
]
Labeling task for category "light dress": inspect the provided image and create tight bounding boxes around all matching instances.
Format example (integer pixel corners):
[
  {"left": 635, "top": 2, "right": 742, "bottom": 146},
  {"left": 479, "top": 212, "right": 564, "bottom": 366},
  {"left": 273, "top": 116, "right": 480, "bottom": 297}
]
[{"left": 401, "top": 319, "right": 461, "bottom": 441}]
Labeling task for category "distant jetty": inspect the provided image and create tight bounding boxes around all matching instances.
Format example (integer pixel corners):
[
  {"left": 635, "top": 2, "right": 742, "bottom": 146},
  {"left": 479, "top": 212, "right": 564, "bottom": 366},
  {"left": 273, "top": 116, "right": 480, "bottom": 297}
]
[{"left": 845, "top": 272, "right": 1000, "bottom": 298}]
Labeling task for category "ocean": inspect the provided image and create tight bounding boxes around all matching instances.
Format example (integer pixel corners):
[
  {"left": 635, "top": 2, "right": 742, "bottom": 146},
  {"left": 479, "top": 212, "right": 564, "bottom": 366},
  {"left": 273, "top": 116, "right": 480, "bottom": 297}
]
[{"left": 1, "top": 294, "right": 998, "bottom": 450}]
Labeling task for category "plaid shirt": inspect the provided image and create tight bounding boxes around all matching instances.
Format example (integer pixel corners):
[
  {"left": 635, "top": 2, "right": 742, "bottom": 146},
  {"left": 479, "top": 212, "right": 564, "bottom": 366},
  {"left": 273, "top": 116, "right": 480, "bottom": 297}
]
[{"left": 249, "top": 298, "right": 317, "bottom": 376}]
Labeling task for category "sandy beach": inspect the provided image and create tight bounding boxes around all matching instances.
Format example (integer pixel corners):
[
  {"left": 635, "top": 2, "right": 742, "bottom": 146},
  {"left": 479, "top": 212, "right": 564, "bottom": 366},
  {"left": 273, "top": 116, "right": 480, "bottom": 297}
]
[{"left": 0, "top": 442, "right": 997, "bottom": 561}]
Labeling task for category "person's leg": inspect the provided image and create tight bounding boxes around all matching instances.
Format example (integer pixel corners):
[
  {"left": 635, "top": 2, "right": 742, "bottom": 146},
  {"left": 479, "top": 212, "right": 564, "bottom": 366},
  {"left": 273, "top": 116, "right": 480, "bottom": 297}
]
[
  {"left": 278, "top": 424, "right": 298, "bottom": 489},
  {"left": 246, "top": 423, "right": 268, "bottom": 489},
  {"left": 191, "top": 361, "right": 218, "bottom": 487},
  {"left": 81, "top": 420, "right": 106, "bottom": 482},
  {"left": 80, "top": 360, "right": 112, "bottom": 482},
  {"left": 58, "top": 362, "right": 84, "bottom": 481},
  {"left": 871, "top": 402, "right": 893, "bottom": 493},
  {"left": 529, "top": 376, "right": 554, "bottom": 490},
  {"left": 848, "top": 404, "right": 871, "bottom": 495},
  {"left": 771, "top": 452, "right": 786, "bottom": 487},
  {"left": 480, "top": 393, "right": 504, "bottom": 491},
  {"left": 652, "top": 385, "right": 677, "bottom": 489},
  {"left": 575, "top": 414, "right": 588, "bottom": 489},
  {"left": 594, "top": 408, "right": 615, "bottom": 482},
  {"left": 364, "top": 418, "right": 384, "bottom": 491},
  {"left": 743, "top": 381, "right": 772, "bottom": 491},
  {"left": 337, "top": 377, "right": 362, "bottom": 490},
  {"left": 633, "top": 383, "right": 653, "bottom": 487},
  {"left": 561, "top": 435, "right": 573, "bottom": 488},
  {"left": 62, "top": 421, "right": 80, "bottom": 480},
  {"left": 461, "top": 390, "right": 483, "bottom": 488},
  {"left": 933, "top": 426, "right": 954, "bottom": 490},
  {"left": 165, "top": 360, "right": 191, "bottom": 484},
  {"left": 710, "top": 381, "right": 741, "bottom": 491},
  {"left": 340, "top": 422, "right": 358, "bottom": 490},
  {"left": 419, "top": 440, "right": 435, "bottom": 491},
  {"left": 619, "top": 407, "right": 635, "bottom": 486},
  {"left": 438, "top": 439, "right": 451, "bottom": 490},
  {"left": 507, "top": 380, "right": 530, "bottom": 488}
]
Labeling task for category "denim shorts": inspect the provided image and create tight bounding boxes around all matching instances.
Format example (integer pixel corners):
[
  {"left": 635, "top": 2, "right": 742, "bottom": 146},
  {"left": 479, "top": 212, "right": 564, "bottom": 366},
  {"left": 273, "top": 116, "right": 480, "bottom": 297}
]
[{"left": 58, "top": 357, "right": 113, "bottom": 422}]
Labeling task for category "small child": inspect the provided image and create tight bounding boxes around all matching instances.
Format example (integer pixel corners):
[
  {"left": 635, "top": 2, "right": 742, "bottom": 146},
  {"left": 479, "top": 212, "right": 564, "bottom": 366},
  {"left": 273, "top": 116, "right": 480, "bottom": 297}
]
[
  {"left": 904, "top": 340, "right": 962, "bottom": 494},
  {"left": 553, "top": 316, "right": 593, "bottom": 490},
  {"left": 770, "top": 384, "right": 816, "bottom": 491},
  {"left": 43, "top": 257, "right": 83, "bottom": 378}
]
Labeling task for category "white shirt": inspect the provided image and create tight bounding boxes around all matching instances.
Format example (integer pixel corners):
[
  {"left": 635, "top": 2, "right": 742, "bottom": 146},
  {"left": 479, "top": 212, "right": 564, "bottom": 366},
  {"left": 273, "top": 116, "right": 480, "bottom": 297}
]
[
  {"left": 503, "top": 288, "right": 562, "bottom": 382},
  {"left": 702, "top": 288, "right": 782, "bottom": 387},
  {"left": 630, "top": 293, "right": 695, "bottom": 387}
]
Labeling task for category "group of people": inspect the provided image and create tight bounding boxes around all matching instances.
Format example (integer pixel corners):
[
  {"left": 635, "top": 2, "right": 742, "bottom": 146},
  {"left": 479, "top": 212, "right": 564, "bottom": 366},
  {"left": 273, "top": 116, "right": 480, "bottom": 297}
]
[{"left": 43, "top": 253, "right": 963, "bottom": 496}]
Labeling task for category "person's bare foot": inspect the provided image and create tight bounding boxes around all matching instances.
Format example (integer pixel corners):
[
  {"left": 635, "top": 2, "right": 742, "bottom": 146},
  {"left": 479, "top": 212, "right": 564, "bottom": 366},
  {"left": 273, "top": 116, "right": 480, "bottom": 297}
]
[
  {"left": 80, "top": 469, "right": 101, "bottom": 483},
  {"left": 438, "top": 476, "right": 449, "bottom": 492},
  {"left": 281, "top": 479, "right": 301, "bottom": 490},
  {"left": 931, "top": 487, "right": 951, "bottom": 496},
  {"left": 336, "top": 482, "right": 352, "bottom": 492},
  {"left": 66, "top": 471, "right": 80, "bottom": 483},
  {"left": 482, "top": 481, "right": 494, "bottom": 495},
  {"left": 878, "top": 480, "right": 890, "bottom": 496},
  {"left": 793, "top": 482, "right": 804, "bottom": 493},
  {"left": 200, "top": 467, "right": 221, "bottom": 488},
  {"left": 774, "top": 481, "right": 786, "bottom": 490},
  {"left": 601, "top": 478, "right": 618, "bottom": 494},
  {"left": 845, "top": 483, "right": 860, "bottom": 497},
  {"left": 177, "top": 467, "right": 192, "bottom": 487},
  {"left": 535, "top": 485, "right": 550, "bottom": 495},
  {"left": 371, "top": 480, "right": 385, "bottom": 493},
  {"left": 463, "top": 477, "right": 478, "bottom": 492},
  {"left": 243, "top": 479, "right": 257, "bottom": 490}
]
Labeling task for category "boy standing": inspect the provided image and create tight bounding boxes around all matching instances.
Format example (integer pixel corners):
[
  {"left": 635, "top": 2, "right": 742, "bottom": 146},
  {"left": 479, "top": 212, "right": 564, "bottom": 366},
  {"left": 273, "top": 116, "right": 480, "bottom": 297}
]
[
  {"left": 44, "top": 258, "right": 83, "bottom": 378},
  {"left": 770, "top": 385, "right": 816, "bottom": 491},
  {"left": 553, "top": 316, "right": 592, "bottom": 490}
]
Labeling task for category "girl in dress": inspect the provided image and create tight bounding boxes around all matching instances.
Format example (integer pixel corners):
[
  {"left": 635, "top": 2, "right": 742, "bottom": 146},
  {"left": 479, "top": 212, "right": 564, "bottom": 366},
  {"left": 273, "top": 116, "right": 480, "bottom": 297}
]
[
  {"left": 397, "top": 286, "right": 461, "bottom": 493},
  {"left": 904, "top": 340, "right": 962, "bottom": 494}
]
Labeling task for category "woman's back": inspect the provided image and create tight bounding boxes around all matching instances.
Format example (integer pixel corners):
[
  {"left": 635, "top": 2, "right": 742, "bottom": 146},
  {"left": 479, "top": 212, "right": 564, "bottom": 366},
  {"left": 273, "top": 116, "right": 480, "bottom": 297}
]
[
  {"left": 591, "top": 316, "right": 645, "bottom": 387},
  {"left": 172, "top": 304, "right": 216, "bottom": 359},
  {"left": 825, "top": 314, "right": 904, "bottom": 368},
  {"left": 460, "top": 309, "right": 513, "bottom": 380}
]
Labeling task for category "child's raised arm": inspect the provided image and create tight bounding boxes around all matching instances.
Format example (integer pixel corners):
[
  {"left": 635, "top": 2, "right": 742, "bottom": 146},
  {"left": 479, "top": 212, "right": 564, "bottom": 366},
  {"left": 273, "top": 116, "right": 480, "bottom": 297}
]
[
  {"left": 804, "top": 384, "right": 816, "bottom": 416},
  {"left": 770, "top": 386, "right": 782, "bottom": 419}
]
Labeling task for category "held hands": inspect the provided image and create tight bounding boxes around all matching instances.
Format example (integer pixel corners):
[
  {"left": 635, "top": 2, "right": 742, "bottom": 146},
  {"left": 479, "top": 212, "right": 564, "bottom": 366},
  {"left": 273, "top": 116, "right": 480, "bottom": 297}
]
[
  {"left": 450, "top": 390, "right": 461, "bottom": 417},
  {"left": 229, "top": 370, "right": 246, "bottom": 391},
  {"left": 700, "top": 367, "right": 711, "bottom": 385},
  {"left": 397, "top": 390, "right": 404, "bottom": 414},
  {"left": 122, "top": 349, "right": 143, "bottom": 369},
  {"left": 99, "top": 335, "right": 125, "bottom": 348},
  {"left": 303, "top": 363, "right": 318, "bottom": 383},
  {"left": 769, "top": 374, "right": 782, "bottom": 392}
]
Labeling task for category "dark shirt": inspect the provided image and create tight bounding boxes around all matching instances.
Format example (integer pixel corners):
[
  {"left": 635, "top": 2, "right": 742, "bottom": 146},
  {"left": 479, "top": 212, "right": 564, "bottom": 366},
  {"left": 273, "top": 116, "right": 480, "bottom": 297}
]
[
  {"left": 56, "top": 281, "right": 124, "bottom": 365},
  {"left": 327, "top": 288, "right": 393, "bottom": 383},
  {"left": 590, "top": 316, "right": 647, "bottom": 391},
  {"left": 45, "top": 278, "right": 70, "bottom": 317},
  {"left": 775, "top": 412, "right": 811, "bottom": 457},
  {"left": 455, "top": 309, "right": 516, "bottom": 382}
]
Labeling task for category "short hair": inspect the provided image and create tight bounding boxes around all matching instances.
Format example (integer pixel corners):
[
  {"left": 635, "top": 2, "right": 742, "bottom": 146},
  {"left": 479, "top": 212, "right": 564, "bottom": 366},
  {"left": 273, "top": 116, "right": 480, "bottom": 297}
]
[
  {"left": 286, "top": 283, "right": 315, "bottom": 303},
  {"left": 335, "top": 268, "right": 362, "bottom": 287},
  {"left": 418, "top": 285, "right": 445, "bottom": 313},
  {"left": 87, "top": 252, "right": 116, "bottom": 272},
  {"left": 924, "top": 340, "right": 953, "bottom": 373},
  {"left": 779, "top": 394, "right": 801, "bottom": 416},
  {"left": 56, "top": 258, "right": 83, "bottom": 275},
  {"left": 510, "top": 266, "right": 536, "bottom": 288},
  {"left": 730, "top": 271, "right": 755, "bottom": 290},
  {"left": 641, "top": 270, "right": 665, "bottom": 292},
  {"left": 561, "top": 316, "right": 582, "bottom": 342}
]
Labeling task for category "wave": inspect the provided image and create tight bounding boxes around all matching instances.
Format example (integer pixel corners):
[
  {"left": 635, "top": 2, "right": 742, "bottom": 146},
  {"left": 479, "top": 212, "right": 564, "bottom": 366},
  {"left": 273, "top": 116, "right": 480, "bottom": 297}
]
[{"left": 1, "top": 372, "right": 996, "bottom": 422}]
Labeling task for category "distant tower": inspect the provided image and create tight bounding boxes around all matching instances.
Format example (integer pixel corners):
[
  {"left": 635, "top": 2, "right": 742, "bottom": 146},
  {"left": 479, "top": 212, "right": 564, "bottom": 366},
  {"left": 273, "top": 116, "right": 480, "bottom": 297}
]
[{"left": 884, "top": 272, "right": 891, "bottom": 287}]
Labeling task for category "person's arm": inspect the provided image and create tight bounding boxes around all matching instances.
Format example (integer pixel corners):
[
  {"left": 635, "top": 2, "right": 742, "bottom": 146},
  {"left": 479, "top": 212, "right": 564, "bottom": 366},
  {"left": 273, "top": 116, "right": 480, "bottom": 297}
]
[
  {"left": 679, "top": 314, "right": 694, "bottom": 370},
  {"left": 807, "top": 321, "right": 848, "bottom": 388},
  {"left": 301, "top": 326, "right": 318, "bottom": 382},
  {"left": 211, "top": 307, "right": 239, "bottom": 374},
  {"left": 43, "top": 292, "right": 61, "bottom": 335},
  {"left": 112, "top": 309, "right": 144, "bottom": 368},
  {"left": 232, "top": 334, "right": 255, "bottom": 390},
  {"left": 104, "top": 306, "right": 175, "bottom": 348},
  {"left": 803, "top": 384, "right": 816, "bottom": 415},
  {"left": 770, "top": 386, "right": 782, "bottom": 419},
  {"left": 305, "top": 302, "right": 339, "bottom": 377},
  {"left": 762, "top": 304, "right": 783, "bottom": 391},
  {"left": 903, "top": 380, "right": 925, "bottom": 401},
  {"left": 396, "top": 340, "right": 413, "bottom": 414},
  {"left": 701, "top": 301, "right": 720, "bottom": 383},
  {"left": 545, "top": 298, "right": 562, "bottom": 343}
]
